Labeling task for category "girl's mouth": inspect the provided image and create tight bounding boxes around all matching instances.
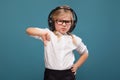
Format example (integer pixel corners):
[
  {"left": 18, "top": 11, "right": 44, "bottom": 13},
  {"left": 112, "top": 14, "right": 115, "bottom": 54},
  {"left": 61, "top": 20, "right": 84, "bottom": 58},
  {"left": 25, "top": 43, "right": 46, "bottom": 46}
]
[{"left": 61, "top": 28, "right": 66, "bottom": 31}]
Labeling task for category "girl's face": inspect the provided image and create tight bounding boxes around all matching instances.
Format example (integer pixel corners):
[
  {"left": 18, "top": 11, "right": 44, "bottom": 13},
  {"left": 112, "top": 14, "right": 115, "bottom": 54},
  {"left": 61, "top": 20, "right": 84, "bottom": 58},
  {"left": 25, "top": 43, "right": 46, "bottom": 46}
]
[{"left": 54, "top": 13, "right": 72, "bottom": 34}]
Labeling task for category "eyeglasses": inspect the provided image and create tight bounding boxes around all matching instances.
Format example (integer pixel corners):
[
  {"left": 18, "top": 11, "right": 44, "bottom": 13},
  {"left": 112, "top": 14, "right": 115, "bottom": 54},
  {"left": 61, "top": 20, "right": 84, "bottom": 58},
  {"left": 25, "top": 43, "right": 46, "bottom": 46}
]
[{"left": 55, "top": 20, "right": 72, "bottom": 25}]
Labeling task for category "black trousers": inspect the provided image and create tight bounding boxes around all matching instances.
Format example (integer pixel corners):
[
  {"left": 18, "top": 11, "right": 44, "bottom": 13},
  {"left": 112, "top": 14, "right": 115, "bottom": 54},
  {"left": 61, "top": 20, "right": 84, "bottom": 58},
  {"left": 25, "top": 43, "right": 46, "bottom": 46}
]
[{"left": 44, "top": 68, "right": 76, "bottom": 80}]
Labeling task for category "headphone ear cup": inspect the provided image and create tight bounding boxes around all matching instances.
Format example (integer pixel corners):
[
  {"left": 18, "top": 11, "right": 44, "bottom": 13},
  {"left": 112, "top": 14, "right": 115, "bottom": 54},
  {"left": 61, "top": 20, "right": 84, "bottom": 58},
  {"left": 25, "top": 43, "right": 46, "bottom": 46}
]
[
  {"left": 48, "top": 19, "right": 52, "bottom": 26},
  {"left": 69, "top": 20, "right": 76, "bottom": 32},
  {"left": 69, "top": 11, "right": 77, "bottom": 32},
  {"left": 73, "top": 20, "right": 76, "bottom": 26},
  {"left": 48, "top": 18, "right": 54, "bottom": 31},
  {"left": 48, "top": 8, "right": 57, "bottom": 31}
]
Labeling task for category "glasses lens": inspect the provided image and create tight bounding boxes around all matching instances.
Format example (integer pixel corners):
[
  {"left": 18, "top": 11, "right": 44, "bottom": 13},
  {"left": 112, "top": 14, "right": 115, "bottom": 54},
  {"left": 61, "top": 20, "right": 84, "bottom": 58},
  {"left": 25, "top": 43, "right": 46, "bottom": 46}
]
[{"left": 56, "top": 20, "right": 63, "bottom": 25}]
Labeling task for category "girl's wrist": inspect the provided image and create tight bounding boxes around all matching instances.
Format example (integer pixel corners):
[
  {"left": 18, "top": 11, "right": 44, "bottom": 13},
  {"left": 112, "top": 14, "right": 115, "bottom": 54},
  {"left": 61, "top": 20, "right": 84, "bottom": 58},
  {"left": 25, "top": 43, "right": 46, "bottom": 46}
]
[{"left": 74, "top": 64, "right": 80, "bottom": 69}]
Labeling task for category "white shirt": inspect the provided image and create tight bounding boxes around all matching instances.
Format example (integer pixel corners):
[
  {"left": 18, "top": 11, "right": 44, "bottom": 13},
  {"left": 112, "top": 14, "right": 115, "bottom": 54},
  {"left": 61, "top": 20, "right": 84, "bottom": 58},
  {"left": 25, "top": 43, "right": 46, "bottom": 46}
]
[{"left": 32, "top": 28, "right": 88, "bottom": 70}]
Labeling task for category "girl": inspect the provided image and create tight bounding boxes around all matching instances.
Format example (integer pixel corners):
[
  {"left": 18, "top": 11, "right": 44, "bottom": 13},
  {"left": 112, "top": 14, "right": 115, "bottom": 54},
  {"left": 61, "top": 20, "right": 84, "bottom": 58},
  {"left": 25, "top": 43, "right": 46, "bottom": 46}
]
[{"left": 26, "top": 5, "right": 88, "bottom": 80}]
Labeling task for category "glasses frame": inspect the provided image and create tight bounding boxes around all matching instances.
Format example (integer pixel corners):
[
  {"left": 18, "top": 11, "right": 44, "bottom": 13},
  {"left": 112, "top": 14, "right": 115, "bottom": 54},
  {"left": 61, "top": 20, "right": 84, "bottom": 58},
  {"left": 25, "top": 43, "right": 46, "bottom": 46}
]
[{"left": 55, "top": 20, "right": 72, "bottom": 26}]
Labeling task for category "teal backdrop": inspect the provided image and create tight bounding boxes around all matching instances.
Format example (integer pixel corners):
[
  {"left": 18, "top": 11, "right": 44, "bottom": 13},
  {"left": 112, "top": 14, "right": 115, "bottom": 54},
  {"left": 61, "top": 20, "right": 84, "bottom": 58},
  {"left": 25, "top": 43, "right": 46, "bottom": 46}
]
[{"left": 0, "top": 0, "right": 120, "bottom": 80}]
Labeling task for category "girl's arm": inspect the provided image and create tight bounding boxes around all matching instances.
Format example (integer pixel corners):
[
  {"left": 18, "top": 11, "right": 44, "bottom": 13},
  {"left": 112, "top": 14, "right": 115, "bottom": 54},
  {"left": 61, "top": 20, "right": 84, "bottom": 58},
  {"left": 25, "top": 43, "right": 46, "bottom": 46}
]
[
  {"left": 26, "top": 27, "right": 50, "bottom": 46},
  {"left": 71, "top": 51, "right": 88, "bottom": 72},
  {"left": 26, "top": 27, "right": 44, "bottom": 36}
]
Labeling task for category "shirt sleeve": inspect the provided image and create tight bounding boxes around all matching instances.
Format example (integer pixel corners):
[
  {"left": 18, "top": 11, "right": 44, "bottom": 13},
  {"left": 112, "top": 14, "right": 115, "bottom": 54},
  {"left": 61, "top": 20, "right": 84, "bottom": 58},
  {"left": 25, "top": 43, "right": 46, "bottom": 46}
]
[{"left": 74, "top": 35, "right": 88, "bottom": 54}]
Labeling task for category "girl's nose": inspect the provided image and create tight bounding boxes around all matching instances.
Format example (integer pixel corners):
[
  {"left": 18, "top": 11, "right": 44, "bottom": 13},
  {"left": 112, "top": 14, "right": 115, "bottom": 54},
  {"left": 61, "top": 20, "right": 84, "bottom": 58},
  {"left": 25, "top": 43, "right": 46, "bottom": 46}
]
[{"left": 62, "top": 22, "right": 66, "bottom": 26}]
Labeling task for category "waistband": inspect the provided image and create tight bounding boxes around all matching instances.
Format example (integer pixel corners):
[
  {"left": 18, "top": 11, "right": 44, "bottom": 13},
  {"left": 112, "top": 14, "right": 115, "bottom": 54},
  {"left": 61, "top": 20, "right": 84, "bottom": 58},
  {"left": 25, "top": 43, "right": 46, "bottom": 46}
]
[{"left": 45, "top": 68, "right": 72, "bottom": 72}]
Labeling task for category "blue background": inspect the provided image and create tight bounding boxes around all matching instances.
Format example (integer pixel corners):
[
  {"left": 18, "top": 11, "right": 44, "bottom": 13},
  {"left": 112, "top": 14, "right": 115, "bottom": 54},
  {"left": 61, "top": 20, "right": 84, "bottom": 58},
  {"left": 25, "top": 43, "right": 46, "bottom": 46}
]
[{"left": 0, "top": 0, "right": 120, "bottom": 80}]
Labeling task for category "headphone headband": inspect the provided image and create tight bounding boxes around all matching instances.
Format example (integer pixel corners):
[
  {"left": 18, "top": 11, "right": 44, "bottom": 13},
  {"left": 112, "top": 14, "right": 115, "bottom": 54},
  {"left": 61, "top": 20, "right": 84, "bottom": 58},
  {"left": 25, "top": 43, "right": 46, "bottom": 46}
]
[{"left": 48, "top": 5, "right": 77, "bottom": 32}]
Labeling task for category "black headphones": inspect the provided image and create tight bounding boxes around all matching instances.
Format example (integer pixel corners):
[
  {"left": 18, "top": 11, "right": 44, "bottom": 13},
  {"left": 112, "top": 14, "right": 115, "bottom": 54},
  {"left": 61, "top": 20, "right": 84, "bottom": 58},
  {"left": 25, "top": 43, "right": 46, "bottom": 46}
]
[{"left": 48, "top": 5, "right": 78, "bottom": 33}]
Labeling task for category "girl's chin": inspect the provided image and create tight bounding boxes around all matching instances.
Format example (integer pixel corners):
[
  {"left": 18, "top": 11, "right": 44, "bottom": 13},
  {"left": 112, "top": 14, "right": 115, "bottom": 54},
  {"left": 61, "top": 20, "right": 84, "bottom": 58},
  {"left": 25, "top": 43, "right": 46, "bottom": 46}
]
[{"left": 60, "top": 31, "right": 67, "bottom": 34}]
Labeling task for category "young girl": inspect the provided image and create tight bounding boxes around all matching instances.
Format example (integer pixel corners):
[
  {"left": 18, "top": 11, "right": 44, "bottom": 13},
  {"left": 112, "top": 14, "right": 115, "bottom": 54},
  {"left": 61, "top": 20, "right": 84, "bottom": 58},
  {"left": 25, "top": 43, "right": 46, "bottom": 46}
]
[{"left": 26, "top": 5, "right": 88, "bottom": 80}]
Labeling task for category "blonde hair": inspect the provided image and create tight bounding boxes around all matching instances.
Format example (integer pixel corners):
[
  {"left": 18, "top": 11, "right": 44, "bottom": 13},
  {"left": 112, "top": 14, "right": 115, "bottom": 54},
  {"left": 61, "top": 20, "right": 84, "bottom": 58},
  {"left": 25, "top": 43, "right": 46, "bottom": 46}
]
[{"left": 52, "top": 8, "right": 73, "bottom": 21}]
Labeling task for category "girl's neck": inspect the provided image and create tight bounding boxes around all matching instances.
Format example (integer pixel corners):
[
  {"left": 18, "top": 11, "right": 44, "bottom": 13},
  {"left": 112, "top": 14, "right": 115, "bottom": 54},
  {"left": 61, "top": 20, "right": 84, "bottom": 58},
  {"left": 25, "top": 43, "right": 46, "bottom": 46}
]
[{"left": 54, "top": 31, "right": 67, "bottom": 36}]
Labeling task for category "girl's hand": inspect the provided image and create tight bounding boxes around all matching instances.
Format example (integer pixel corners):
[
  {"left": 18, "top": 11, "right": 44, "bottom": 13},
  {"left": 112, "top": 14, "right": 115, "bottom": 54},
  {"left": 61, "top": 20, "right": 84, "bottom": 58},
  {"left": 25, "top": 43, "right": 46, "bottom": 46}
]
[
  {"left": 71, "top": 64, "right": 79, "bottom": 73},
  {"left": 41, "top": 32, "right": 50, "bottom": 46}
]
